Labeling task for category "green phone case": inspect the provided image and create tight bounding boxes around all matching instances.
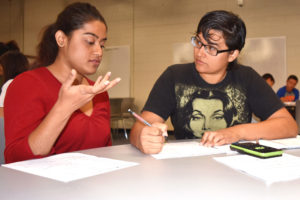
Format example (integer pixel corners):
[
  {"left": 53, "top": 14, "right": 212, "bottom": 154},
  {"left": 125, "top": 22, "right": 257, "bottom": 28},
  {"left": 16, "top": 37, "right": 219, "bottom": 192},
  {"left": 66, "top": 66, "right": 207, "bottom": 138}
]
[{"left": 230, "top": 142, "right": 283, "bottom": 159}]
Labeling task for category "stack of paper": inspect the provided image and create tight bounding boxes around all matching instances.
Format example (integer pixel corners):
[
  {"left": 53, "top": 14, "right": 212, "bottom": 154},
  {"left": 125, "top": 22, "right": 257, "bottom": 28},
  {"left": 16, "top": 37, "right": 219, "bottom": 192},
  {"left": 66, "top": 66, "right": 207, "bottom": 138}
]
[
  {"left": 3, "top": 153, "right": 138, "bottom": 182},
  {"left": 259, "top": 135, "right": 300, "bottom": 149},
  {"left": 214, "top": 153, "right": 300, "bottom": 185},
  {"left": 151, "top": 141, "right": 230, "bottom": 159}
]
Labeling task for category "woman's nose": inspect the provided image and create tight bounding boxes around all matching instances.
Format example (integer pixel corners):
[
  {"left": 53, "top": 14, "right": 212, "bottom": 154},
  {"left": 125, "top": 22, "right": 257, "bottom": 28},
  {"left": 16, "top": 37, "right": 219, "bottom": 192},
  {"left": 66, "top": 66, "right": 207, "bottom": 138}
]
[{"left": 94, "top": 45, "right": 103, "bottom": 57}]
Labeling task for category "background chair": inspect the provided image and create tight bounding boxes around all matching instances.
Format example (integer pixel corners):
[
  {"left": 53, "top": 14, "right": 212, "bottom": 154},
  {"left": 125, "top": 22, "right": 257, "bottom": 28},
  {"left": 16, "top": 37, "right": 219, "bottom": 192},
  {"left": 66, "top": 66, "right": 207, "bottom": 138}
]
[
  {"left": 110, "top": 98, "right": 136, "bottom": 143},
  {"left": 0, "top": 117, "right": 5, "bottom": 164}
]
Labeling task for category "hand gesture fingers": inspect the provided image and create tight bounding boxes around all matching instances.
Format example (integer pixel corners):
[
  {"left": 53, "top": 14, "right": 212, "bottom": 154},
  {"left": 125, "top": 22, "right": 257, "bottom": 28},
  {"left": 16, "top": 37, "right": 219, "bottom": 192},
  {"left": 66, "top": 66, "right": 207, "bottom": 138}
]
[
  {"left": 61, "top": 69, "right": 77, "bottom": 90},
  {"left": 57, "top": 70, "right": 121, "bottom": 114},
  {"left": 92, "top": 72, "right": 121, "bottom": 94}
]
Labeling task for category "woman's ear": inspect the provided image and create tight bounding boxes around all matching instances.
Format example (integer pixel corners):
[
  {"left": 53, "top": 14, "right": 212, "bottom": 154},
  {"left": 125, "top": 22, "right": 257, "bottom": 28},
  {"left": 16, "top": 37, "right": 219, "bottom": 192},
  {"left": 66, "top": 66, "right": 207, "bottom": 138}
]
[
  {"left": 228, "top": 50, "right": 240, "bottom": 62},
  {"left": 55, "top": 30, "right": 66, "bottom": 47}
]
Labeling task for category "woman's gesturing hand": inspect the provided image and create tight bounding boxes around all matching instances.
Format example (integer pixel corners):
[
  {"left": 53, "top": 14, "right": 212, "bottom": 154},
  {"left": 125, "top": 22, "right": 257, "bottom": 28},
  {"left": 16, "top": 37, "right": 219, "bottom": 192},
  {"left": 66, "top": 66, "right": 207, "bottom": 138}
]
[{"left": 57, "top": 69, "right": 121, "bottom": 113}]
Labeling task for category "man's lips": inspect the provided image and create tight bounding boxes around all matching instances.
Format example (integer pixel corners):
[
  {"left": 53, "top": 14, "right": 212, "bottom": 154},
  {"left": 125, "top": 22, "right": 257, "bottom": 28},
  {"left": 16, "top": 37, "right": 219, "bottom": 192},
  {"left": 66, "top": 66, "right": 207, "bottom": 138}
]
[{"left": 195, "top": 58, "right": 205, "bottom": 65}]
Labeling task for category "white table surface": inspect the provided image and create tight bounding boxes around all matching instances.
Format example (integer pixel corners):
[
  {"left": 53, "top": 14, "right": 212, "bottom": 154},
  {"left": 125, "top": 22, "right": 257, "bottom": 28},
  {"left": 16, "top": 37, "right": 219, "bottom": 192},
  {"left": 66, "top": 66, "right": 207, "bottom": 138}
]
[{"left": 1, "top": 140, "right": 300, "bottom": 200}]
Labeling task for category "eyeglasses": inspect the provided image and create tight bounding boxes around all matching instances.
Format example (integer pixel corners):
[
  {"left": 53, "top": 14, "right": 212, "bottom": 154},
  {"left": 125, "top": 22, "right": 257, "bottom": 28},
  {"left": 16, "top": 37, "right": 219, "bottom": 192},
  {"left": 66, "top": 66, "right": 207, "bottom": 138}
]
[{"left": 191, "top": 36, "right": 232, "bottom": 56}]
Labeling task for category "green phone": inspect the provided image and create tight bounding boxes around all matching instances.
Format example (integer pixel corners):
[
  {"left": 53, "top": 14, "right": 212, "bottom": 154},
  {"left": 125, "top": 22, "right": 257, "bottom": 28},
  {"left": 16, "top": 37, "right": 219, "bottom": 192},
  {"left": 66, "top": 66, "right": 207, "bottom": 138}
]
[{"left": 230, "top": 142, "right": 283, "bottom": 159}]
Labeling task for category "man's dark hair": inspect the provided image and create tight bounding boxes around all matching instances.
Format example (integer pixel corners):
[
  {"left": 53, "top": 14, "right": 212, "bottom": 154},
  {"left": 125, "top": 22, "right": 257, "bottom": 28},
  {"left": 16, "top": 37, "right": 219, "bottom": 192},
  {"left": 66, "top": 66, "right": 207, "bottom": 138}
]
[
  {"left": 196, "top": 10, "right": 246, "bottom": 70},
  {"left": 197, "top": 10, "right": 246, "bottom": 51},
  {"left": 262, "top": 73, "right": 275, "bottom": 83},
  {"left": 287, "top": 75, "right": 298, "bottom": 83}
]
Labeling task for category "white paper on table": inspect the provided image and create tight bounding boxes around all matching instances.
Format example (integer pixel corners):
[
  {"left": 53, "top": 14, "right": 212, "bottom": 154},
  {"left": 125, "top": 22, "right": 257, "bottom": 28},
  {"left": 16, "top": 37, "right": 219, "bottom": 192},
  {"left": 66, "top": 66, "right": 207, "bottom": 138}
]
[
  {"left": 151, "top": 141, "right": 229, "bottom": 159},
  {"left": 3, "top": 153, "right": 139, "bottom": 182},
  {"left": 214, "top": 153, "right": 300, "bottom": 185},
  {"left": 259, "top": 135, "right": 300, "bottom": 149}
]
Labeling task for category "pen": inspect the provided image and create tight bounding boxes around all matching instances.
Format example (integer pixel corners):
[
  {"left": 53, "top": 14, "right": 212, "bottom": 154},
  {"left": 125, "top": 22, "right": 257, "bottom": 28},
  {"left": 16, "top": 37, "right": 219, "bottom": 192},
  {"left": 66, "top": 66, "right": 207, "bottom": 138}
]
[{"left": 128, "top": 109, "right": 168, "bottom": 138}]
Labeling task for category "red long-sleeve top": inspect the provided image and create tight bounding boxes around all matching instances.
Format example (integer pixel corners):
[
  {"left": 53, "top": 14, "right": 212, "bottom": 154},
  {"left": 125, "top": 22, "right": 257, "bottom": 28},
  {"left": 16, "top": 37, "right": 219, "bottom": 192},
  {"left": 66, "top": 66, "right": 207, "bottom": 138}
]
[{"left": 4, "top": 67, "right": 112, "bottom": 163}]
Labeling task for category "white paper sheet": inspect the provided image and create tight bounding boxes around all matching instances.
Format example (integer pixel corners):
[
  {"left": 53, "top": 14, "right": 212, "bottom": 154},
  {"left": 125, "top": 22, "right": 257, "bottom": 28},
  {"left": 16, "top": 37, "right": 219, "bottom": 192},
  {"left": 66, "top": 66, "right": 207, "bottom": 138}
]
[
  {"left": 259, "top": 135, "right": 300, "bottom": 149},
  {"left": 3, "top": 153, "right": 138, "bottom": 182},
  {"left": 151, "top": 141, "right": 229, "bottom": 159},
  {"left": 214, "top": 153, "right": 300, "bottom": 185}
]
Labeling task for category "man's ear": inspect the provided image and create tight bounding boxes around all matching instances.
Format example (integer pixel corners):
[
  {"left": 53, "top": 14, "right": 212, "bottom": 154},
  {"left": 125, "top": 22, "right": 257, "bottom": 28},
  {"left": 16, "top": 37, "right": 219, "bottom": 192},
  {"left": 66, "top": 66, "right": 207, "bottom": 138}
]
[
  {"left": 228, "top": 50, "right": 240, "bottom": 62},
  {"left": 55, "top": 30, "right": 67, "bottom": 47}
]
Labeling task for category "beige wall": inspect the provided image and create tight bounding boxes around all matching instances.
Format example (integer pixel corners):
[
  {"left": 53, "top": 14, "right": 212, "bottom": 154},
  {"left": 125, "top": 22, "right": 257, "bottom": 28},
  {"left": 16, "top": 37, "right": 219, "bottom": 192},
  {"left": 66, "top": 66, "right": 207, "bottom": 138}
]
[
  {"left": 1, "top": 0, "right": 300, "bottom": 129},
  {"left": 0, "top": 0, "right": 24, "bottom": 50}
]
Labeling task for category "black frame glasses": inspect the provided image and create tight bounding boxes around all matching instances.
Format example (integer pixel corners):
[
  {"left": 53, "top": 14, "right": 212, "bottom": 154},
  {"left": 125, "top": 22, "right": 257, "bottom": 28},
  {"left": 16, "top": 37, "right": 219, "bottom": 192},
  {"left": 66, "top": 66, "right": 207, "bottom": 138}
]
[{"left": 191, "top": 36, "right": 233, "bottom": 56}]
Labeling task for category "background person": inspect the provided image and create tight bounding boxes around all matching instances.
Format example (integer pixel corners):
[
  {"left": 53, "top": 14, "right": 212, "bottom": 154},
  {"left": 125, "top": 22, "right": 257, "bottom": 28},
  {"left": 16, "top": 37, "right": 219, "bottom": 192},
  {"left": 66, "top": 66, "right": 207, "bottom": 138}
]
[
  {"left": 262, "top": 73, "right": 275, "bottom": 87},
  {"left": 0, "top": 40, "right": 20, "bottom": 90},
  {"left": 277, "top": 75, "right": 299, "bottom": 102},
  {"left": 4, "top": 2, "right": 120, "bottom": 163},
  {"left": 0, "top": 51, "right": 29, "bottom": 117},
  {"left": 129, "top": 10, "right": 297, "bottom": 154}
]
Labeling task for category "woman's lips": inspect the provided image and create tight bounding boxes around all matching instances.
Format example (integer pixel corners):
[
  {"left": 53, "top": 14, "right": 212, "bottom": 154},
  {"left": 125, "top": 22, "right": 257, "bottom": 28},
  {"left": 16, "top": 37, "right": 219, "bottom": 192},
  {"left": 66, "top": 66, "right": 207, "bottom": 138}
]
[{"left": 89, "top": 59, "right": 101, "bottom": 65}]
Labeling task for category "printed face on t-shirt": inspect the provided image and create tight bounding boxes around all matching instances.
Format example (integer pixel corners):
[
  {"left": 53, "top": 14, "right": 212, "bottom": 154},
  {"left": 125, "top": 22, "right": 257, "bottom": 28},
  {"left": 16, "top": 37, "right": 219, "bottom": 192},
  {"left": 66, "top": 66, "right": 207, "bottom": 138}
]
[
  {"left": 176, "top": 84, "right": 248, "bottom": 138},
  {"left": 189, "top": 98, "right": 227, "bottom": 137}
]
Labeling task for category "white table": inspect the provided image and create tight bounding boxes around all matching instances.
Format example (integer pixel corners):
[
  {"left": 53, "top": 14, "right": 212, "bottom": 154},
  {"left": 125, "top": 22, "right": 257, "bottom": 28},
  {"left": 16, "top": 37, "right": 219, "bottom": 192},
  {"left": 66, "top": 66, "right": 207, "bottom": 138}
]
[{"left": 1, "top": 141, "right": 300, "bottom": 200}]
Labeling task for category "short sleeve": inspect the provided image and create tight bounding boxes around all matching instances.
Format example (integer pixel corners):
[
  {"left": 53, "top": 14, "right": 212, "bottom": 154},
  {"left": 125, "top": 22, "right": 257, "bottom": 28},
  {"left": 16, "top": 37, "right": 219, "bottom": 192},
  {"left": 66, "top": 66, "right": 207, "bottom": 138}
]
[
  {"left": 245, "top": 68, "right": 283, "bottom": 120},
  {"left": 143, "top": 67, "right": 176, "bottom": 120},
  {"left": 0, "top": 79, "right": 13, "bottom": 107}
]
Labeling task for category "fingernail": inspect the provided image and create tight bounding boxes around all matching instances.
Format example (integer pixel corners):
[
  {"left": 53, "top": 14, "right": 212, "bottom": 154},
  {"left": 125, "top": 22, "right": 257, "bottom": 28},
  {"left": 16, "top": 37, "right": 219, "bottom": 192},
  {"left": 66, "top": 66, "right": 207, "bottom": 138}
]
[{"left": 104, "top": 80, "right": 110, "bottom": 85}]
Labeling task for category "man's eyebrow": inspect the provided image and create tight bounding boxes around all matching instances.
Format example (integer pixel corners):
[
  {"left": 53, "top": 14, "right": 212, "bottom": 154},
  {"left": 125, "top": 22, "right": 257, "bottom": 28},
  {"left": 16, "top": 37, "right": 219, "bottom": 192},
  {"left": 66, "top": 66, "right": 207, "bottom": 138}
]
[{"left": 83, "top": 32, "right": 107, "bottom": 41}]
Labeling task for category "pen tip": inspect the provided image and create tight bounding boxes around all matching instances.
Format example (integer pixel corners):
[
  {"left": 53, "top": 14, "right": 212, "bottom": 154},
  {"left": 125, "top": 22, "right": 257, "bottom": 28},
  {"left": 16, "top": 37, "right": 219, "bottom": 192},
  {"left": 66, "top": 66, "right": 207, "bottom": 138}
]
[{"left": 128, "top": 108, "right": 131, "bottom": 112}]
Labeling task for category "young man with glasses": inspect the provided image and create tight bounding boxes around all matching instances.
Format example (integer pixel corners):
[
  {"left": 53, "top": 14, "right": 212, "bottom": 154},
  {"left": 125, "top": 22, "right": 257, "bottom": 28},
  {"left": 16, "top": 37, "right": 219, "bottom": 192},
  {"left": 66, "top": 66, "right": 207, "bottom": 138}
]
[{"left": 130, "top": 10, "right": 297, "bottom": 154}]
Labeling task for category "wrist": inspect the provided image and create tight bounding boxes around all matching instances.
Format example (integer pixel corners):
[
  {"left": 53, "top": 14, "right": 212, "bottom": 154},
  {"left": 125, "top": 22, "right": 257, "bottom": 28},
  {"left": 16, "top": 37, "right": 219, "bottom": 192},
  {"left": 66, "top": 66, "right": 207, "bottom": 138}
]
[{"left": 51, "top": 101, "right": 74, "bottom": 120}]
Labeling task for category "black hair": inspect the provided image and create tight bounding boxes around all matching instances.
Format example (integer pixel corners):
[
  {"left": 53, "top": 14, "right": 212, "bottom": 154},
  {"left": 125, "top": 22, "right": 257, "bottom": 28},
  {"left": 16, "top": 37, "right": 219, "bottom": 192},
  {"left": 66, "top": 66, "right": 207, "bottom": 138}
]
[
  {"left": 35, "top": 2, "right": 107, "bottom": 67},
  {"left": 262, "top": 73, "right": 275, "bottom": 83},
  {"left": 0, "top": 40, "right": 20, "bottom": 56},
  {"left": 196, "top": 10, "right": 246, "bottom": 70},
  {"left": 288, "top": 75, "right": 298, "bottom": 83},
  {"left": 0, "top": 51, "right": 29, "bottom": 82}
]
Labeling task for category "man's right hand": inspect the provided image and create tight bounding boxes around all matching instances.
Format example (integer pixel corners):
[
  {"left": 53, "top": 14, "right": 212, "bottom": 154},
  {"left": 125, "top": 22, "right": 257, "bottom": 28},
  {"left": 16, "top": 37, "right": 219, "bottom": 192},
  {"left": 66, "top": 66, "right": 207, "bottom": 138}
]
[{"left": 138, "top": 122, "right": 167, "bottom": 154}]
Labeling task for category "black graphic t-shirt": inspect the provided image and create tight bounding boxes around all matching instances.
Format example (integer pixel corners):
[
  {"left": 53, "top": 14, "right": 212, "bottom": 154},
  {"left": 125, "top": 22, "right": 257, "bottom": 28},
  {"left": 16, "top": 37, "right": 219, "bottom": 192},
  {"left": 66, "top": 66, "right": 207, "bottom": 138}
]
[{"left": 143, "top": 63, "right": 283, "bottom": 139}]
